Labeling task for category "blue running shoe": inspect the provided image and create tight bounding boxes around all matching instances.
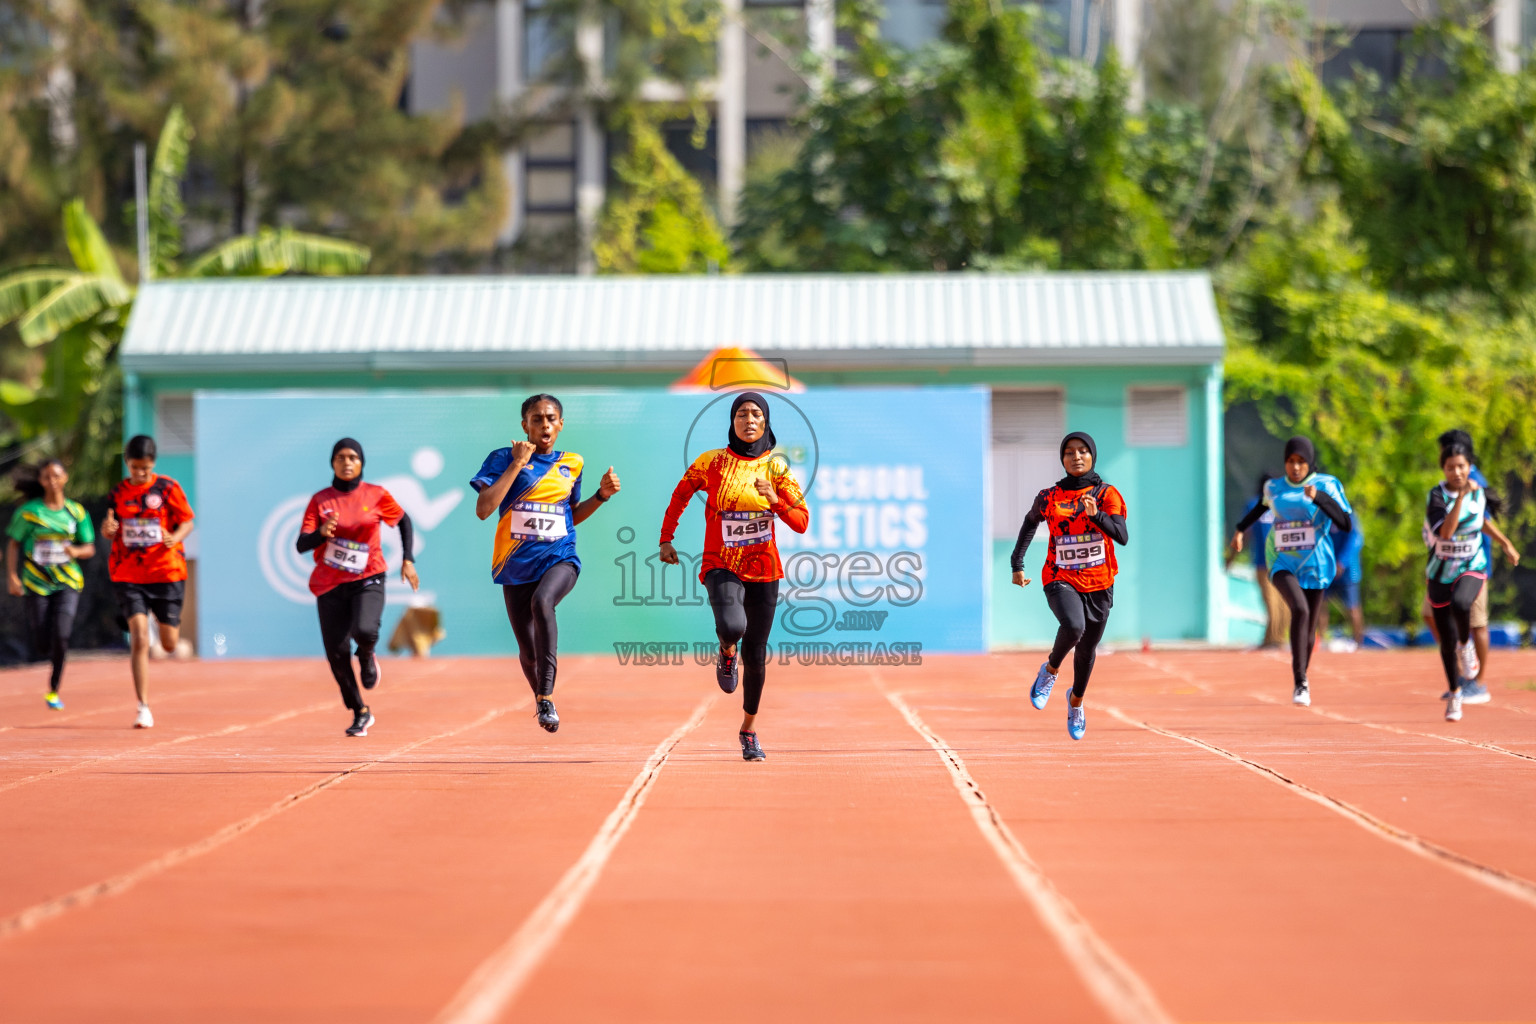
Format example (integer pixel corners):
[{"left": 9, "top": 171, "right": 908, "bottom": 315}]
[
  {"left": 1461, "top": 678, "right": 1491, "bottom": 705},
  {"left": 1030, "top": 662, "right": 1057, "bottom": 710},
  {"left": 45, "top": 691, "right": 63, "bottom": 710},
  {"left": 1067, "top": 704, "right": 1086, "bottom": 741}
]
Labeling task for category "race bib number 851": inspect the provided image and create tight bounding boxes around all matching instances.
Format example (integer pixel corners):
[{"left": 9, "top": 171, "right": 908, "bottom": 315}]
[
  {"left": 123, "top": 518, "right": 163, "bottom": 548},
  {"left": 1273, "top": 521, "right": 1316, "bottom": 553},
  {"left": 721, "top": 511, "right": 773, "bottom": 547},
  {"left": 510, "top": 501, "right": 568, "bottom": 542}
]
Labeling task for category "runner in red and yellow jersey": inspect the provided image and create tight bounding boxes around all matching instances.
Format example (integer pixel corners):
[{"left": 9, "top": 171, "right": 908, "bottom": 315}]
[
  {"left": 101, "top": 435, "right": 196, "bottom": 729},
  {"left": 297, "top": 438, "right": 419, "bottom": 737},
  {"left": 1010, "top": 431, "right": 1129, "bottom": 741},
  {"left": 659, "top": 392, "right": 809, "bottom": 761}
]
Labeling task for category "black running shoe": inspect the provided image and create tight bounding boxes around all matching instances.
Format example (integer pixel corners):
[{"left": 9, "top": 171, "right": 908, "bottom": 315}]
[
  {"left": 346, "top": 708, "right": 374, "bottom": 736},
  {"left": 739, "top": 730, "right": 765, "bottom": 761},
  {"left": 360, "top": 653, "right": 381, "bottom": 690},
  {"left": 537, "top": 698, "right": 560, "bottom": 733},
  {"left": 716, "top": 650, "right": 739, "bottom": 694}
]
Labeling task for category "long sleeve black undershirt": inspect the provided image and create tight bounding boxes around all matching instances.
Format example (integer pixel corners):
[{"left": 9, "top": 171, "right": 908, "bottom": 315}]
[
  {"left": 1235, "top": 493, "right": 1349, "bottom": 534},
  {"left": 1010, "top": 494, "right": 1128, "bottom": 572},
  {"left": 296, "top": 512, "right": 415, "bottom": 561}
]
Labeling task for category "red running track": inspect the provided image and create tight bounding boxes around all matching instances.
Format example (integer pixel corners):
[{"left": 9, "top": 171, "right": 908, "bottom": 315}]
[{"left": 1, "top": 646, "right": 1534, "bottom": 1022}]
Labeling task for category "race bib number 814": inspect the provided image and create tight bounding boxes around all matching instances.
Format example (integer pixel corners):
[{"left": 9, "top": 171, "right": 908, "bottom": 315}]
[{"left": 323, "top": 538, "right": 370, "bottom": 573}]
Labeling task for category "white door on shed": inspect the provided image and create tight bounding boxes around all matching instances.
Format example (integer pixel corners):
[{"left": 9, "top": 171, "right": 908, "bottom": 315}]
[{"left": 990, "top": 389, "right": 1065, "bottom": 540}]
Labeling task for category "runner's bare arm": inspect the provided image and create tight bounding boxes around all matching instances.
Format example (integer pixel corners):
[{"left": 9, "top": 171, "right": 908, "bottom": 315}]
[
  {"left": 5, "top": 539, "right": 20, "bottom": 596},
  {"left": 1482, "top": 515, "right": 1521, "bottom": 566},
  {"left": 573, "top": 466, "right": 620, "bottom": 525}
]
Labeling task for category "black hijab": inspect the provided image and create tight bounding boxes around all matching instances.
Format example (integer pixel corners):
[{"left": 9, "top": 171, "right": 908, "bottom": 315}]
[
  {"left": 1057, "top": 431, "right": 1103, "bottom": 491},
  {"left": 727, "top": 392, "right": 777, "bottom": 459},
  {"left": 331, "top": 437, "right": 364, "bottom": 494},
  {"left": 1283, "top": 435, "right": 1315, "bottom": 475}
]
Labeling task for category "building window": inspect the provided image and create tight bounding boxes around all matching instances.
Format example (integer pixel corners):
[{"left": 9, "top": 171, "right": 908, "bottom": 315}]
[
  {"left": 525, "top": 0, "right": 572, "bottom": 82},
  {"left": 1125, "top": 387, "right": 1187, "bottom": 448},
  {"left": 155, "top": 394, "right": 195, "bottom": 455},
  {"left": 525, "top": 122, "right": 577, "bottom": 217},
  {"left": 990, "top": 388, "right": 1065, "bottom": 539},
  {"left": 879, "top": 0, "right": 947, "bottom": 50}
]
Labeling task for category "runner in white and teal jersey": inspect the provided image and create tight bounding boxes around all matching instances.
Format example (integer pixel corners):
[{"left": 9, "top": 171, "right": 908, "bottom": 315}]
[
  {"left": 1426, "top": 441, "right": 1520, "bottom": 722},
  {"left": 1233, "top": 436, "right": 1352, "bottom": 706}
]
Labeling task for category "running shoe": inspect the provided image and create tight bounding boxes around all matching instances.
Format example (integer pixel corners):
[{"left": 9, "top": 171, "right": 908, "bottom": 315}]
[
  {"left": 739, "top": 730, "right": 766, "bottom": 761},
  {"left": 1030, "top": 662, "right": 1057, "bottom": 710},
  {"left": 1445, "top": 691, "right": 1463, "bottom": 722},
  {"left": 1457, "top": 639, "right": 1480, "bottom": 681},
  {"left": 45, "top": 692, "right": 63, "bottom": 710},
  {"left": 346, "top": 708, "right": 374, "bottom": 736},
  {"left": 135, "top": 704, "right": 154, "bottom": 729},
  {"left": 715, "top": 649, "right": 739, "bottom": 694},
  {"left": 360, "top": 653, "right": 381, "bottom": 690},
  {"left": 1461, "top": 678, "right": 1491, "bottom": 705},
  {"left": 536, "top": 698, "right": 560, "bottom": 733},
  {"left": 1292, "top": 682, "right": 1311, "bottom": 707},
  {"left": 1067, "top": 703, "right": 1086, "bottom": 741}
]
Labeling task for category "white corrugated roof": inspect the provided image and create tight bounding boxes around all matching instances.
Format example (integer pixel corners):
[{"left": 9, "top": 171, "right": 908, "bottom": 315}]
[{"left": 120, "top": 273, "right": 1224, "bottom": 372}]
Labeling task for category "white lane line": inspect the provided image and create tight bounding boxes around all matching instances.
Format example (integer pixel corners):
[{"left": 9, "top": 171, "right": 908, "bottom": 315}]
[
  {"left": 1103, "top": 705, "right": 1536, "bottom": 911},
  {"left": 879, "top": 683, "right": 1175, "bottom": 1024},
  {"left": 0, "top": 702, "right": 336, "bottom": 795},
  {"left": 435, "top": 695, "right": 714, "bottom": 1024},
  {"left": 1250, "top": 692, "right": 1536, "bottom": 764},
  {"left": 0, "top": 700, "right": 525, "bottom": 940}
]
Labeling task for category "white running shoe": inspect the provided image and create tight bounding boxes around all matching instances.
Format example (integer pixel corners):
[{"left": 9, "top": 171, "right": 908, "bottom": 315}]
[
  {"left": 1445, "top": 692, "right": 1463, "bottom": 722},
  {"left": 135, "top": 704, "right": 154, "bottom": 729},
  {"left": 1457, "top": 640, "right": 1480, "bottom": 681},
  {"left": 1292, "top": 682, "right": 1311, "bottom": 706}
]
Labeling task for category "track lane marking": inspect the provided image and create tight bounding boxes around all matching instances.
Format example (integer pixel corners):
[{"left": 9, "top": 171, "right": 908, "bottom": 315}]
[
  {"left": 0, "top": 702, "right": 338, "bottom": 795},
  {"left": 877, "top": 679, "right": 1175, "bottom": 1024},
  {"left": 435, "top": 694, "right": 714, "bottom": 1024},
  {"left": 0, "top": 698, "right": 528, "bottom": 940},
  {"left": 1250, "top": 692, "right": 1536, "bottom": 764},
  {"left": 1102, "top": 706, "right": 1536, "bottom": 911}
]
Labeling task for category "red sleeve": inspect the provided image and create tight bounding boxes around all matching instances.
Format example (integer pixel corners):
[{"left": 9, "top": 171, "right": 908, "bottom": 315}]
[
  {"left": 375, "top": 488, "right": 404, "bottom": 527},
  {"left": 1102, "top": 485, "right": 1126, "bottom": 518},
  {"left": 771, "top": 500, "right": 810, "bottom": 534},
  {"left": 659, "top": 475, "right": 699, "bottom": 544},
  {"left": 300, "top": 494, "right": 322, "bottom": 535},
  {"left": 167, "top": 481, "right": 195, "bottom": 525}
]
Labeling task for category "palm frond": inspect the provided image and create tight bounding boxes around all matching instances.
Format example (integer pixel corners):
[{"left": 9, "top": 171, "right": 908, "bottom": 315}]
[
  {"left": 17, "top": 275, "right": 134, "bottom": 346},
  {"left": 148, "top": 106, "right": 194, "bottom": 279},
  {"left": 0, "top": 268, "right": 76, "bottom": 326},
  {"left": 63, "top": 200, "right": 125, "bottom": 281},
  {"left": 185, "top": 228, "right": 371, "bottom": 277}
]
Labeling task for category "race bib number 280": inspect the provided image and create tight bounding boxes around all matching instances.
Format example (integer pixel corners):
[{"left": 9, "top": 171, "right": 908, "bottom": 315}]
[
  {"left": 1435, "top": 534, "right": 1480, "bottom": 562},
  {"left": 509, "top": 501, "right": 568, "bottom": 542}
]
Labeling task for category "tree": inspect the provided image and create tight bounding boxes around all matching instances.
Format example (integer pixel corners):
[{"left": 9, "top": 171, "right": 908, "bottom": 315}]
[
  {"left": 0, "top": 107, "right": 369, "bottom": 493},
  {"left": 594, "top": 114, "right": 729, "bottom": 273}
]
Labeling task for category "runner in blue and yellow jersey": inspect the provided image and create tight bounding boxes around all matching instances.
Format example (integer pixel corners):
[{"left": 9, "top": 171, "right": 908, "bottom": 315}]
[
  {"left": 1233, "top": 436, "right": 1352, "bottom": 707},
  {"left": 472, "top": 394, "right": 620, "bottom": 733},
  {"left": 1426, "top": 440, "right": 1520, "bottom": 722},
  {"left": 6, "top": 459, "right": 95, "bottom": 709}
]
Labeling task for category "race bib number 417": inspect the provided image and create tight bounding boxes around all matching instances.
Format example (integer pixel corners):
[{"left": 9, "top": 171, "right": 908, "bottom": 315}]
[{"left": 509, "top": 501, "right": 568, "bottom": 542}]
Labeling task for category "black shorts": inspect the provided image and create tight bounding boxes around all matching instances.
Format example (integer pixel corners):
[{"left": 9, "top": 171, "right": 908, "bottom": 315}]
[{"left": 113, "top": 581, "right": 186, "bottom": 627}]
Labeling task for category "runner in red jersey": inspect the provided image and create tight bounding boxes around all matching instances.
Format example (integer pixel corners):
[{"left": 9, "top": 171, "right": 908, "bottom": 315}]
[
  {"left": 296, "top": 438, "right": 419, "bottom": 737},
  {"left": 1010, "top": 431, "right": 1129, "bottom": 741},
  {"left": 101, "top": 435, "right": 196, "bottom": 729},
  {"left": 660, "top": 392, "right": 809, "bottom": 761}
]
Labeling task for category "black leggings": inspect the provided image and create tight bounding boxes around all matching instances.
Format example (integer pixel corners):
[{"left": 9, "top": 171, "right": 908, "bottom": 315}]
[
  {"left": 1271, "top": 571, "right": 1325, "bottom": 687},
  {"left": 503, "top": 561, "right": 580, "bottom": 698},
  {"left": 26, "top": 589, "right": 80, "bottom": 691},
  {"left": 1045, "top": 582, "right": 1113, "bottom": 699},
  {"left": 316, "top": 575, "right": 386, "bottom": 712},
  {"left": 705, "top": 568, "right": 779, "bottom": 716},
  {"left": 1429, "top": 574, "right": 1483, "bottom": 691}
]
